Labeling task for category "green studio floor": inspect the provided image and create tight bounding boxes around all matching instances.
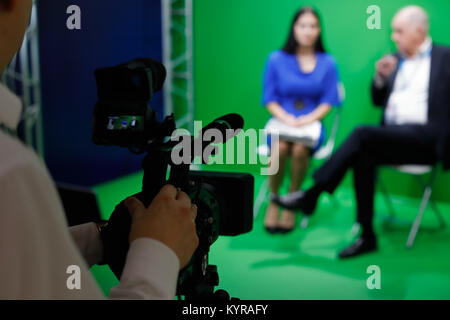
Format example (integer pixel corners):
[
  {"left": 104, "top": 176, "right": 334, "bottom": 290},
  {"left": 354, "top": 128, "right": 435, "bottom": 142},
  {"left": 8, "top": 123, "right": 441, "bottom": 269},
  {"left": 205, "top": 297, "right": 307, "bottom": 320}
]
[{"left": 91, "top": 171, "right": 450, "bottom": 300}]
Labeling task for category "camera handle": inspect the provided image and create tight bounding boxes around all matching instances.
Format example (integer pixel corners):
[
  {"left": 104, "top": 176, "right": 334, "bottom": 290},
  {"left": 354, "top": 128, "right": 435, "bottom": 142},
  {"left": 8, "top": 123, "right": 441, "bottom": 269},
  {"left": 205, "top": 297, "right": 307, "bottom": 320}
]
[
  {"left": 100, "top": 147, "right": 175, "bottom": 278},
  {"left": 99, "top": 113, "right": 240, "bottom": 299}
]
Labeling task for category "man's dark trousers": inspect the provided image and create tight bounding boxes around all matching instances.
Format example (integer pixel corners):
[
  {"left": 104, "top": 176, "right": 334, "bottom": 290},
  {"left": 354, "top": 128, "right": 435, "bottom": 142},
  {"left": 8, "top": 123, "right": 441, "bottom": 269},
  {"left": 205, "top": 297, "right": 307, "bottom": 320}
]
[{"left": 312, "top": 124, "right": 439, "bottom": 234}]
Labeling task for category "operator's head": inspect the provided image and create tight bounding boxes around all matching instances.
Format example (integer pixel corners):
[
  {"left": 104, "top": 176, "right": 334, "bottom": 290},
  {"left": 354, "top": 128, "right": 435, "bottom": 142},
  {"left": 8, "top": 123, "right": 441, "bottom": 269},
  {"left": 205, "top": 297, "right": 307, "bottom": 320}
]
[
  {"left": 391, "top": 5, "right": 429, "bottom": 57},
  {"left": 0, "top": 0, "right": 33, "bottom": 74}
]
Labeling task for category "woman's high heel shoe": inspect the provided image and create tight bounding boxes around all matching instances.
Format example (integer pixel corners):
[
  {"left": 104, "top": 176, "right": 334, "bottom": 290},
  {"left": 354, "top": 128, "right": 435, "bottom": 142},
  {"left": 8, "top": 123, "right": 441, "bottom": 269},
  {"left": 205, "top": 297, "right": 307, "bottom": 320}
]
[
  {"left": 264, "top": 202, "right": 279, "bottom": 234},
  {"left": 277, "top": 210, "right": 296, "bottom": 234},
  {"left": 264, "top": 225, "right": 279, "bottom": 234}
]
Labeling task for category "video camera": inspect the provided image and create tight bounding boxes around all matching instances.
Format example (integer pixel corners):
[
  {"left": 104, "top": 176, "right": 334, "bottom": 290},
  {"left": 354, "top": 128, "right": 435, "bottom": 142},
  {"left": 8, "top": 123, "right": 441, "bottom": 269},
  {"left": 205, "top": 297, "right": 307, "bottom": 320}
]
[{"left": 92, "top": 58, "right": 254, "bottom": 300}]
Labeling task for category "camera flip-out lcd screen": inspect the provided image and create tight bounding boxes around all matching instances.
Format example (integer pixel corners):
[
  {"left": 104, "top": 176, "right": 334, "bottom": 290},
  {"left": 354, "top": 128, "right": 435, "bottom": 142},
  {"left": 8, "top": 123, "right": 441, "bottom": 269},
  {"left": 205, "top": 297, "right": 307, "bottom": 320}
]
[{"left": 107, "top": 115, "right": 143, "bottom": 131}]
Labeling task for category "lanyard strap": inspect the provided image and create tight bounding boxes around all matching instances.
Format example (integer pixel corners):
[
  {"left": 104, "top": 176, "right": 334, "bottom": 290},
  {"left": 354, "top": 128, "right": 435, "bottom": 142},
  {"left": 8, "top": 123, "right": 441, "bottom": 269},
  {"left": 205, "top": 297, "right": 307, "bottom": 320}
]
[
  {"left": 396, "top": 48, "right": 432, "bottom": 92},
  {"left": 398, "top": 47, "right": 432, "bottom": 69}
]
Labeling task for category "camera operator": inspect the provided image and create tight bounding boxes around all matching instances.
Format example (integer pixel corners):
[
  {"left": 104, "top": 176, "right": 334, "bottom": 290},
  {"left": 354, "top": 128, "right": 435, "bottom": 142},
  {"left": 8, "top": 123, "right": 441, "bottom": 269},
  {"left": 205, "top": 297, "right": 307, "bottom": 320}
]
[{"left": 0, "top": 0, "right": 198, "bottom": 299}]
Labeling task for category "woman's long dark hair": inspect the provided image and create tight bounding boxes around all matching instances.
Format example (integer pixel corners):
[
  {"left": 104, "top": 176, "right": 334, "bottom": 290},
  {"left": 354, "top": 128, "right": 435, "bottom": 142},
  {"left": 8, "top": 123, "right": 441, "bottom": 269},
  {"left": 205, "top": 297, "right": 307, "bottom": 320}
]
[{"left": 282, "top": 7, "right": 326, "bottom": 54}]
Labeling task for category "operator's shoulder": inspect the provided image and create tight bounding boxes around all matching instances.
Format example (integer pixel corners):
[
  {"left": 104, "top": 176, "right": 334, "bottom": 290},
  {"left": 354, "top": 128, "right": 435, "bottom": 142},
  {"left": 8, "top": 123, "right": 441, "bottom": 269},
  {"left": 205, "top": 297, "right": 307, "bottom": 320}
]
[{"left": 0, "top": 132, "right": 44, "bottom": 181}]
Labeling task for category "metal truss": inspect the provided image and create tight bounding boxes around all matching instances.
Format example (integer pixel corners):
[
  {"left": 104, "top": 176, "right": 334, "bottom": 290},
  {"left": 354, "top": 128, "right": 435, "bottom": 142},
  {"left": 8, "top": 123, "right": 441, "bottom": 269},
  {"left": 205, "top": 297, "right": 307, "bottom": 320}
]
[
  {"left": 1, "top": 1, "right": 44, "bottom": 158},
  {"left": 162, "top": 0, "right": 195, "bottom": 132}
]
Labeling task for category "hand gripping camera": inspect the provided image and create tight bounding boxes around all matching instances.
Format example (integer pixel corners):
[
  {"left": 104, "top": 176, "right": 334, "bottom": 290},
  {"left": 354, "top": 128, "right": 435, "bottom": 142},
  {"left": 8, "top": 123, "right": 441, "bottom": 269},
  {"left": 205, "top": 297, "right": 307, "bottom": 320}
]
[{"left": 92, "top": 58, "right": 254, "bottom": 300}]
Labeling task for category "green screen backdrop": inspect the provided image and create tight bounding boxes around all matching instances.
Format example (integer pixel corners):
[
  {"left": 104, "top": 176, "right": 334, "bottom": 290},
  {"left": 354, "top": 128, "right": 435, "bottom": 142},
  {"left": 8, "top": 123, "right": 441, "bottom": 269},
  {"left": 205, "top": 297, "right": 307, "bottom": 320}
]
[{"left": 192, "top": 0, "right": 450, "bottom": 203}]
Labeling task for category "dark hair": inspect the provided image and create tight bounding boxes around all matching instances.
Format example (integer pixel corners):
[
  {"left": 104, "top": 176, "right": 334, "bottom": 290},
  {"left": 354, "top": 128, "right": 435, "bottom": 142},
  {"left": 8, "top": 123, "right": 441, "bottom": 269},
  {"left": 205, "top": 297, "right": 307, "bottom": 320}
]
[{"left": 282, "top": 7, "right": 326, "bottom": 54}]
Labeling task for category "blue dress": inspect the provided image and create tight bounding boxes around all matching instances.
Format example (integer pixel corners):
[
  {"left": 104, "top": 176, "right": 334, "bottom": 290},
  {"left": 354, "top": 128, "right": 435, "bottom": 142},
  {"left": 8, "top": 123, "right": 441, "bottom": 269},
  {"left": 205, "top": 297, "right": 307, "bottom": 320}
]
[{"left": 262, "top": 50, "right": 342, "bottom": 152}]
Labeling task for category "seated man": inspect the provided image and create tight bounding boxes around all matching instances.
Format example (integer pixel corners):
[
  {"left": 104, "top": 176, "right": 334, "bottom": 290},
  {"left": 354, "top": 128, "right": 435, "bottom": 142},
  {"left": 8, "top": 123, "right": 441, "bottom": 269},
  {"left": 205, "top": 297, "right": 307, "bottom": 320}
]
[{"left": 272, "top": 5, "right": 450, "bottom": 258}]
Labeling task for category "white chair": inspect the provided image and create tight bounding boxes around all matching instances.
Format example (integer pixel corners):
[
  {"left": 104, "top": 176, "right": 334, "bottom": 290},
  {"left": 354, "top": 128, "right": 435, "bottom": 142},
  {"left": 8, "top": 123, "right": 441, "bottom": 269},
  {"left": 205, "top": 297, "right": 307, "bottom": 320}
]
[{"left": 377, "top": 165, "right": 446, "bottom": 248}]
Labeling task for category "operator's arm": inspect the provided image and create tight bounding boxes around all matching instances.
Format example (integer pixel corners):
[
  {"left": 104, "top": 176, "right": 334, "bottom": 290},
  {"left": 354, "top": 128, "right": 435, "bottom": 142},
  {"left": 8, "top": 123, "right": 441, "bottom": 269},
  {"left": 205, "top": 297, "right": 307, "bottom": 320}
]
[
  {"left": 109, "top": 187, "right": 199, "bottom": 300},
  {"left": 108, "top": 238, "right": 180, "bottom": 299},
  {"left": 0, "top": 139, "right": 104, "bottom": 299},
  {"left": 71, "top": 185, "right": 198, "bottom": 300},
  {"left": 69, "top": 222, "right": 103, "bottom": 268},
  {"left": 69, "top": 222, "right": 181, "bottom": 299},
  {"left": 0, "top": 134, "right": 192, "bottom": 300}
]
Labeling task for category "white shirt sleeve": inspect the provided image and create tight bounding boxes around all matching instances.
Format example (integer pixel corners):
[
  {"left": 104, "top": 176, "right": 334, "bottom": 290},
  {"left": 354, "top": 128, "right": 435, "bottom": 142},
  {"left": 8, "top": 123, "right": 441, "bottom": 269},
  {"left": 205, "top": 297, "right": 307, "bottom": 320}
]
[
  {"left": 0, "top": 150, "right": 104, "bottom": 299},
  {"left": 109, "top": 238, "right": 180, "bottom": 300},
  {"left": 70, "top": 223, "right": 181, "bottom": 300},
  {"left": 0, "top": 133, "right": 180, "bottom": 300},
  {"left": 69, "top": 223, "right": 104, "bottom": 268}
]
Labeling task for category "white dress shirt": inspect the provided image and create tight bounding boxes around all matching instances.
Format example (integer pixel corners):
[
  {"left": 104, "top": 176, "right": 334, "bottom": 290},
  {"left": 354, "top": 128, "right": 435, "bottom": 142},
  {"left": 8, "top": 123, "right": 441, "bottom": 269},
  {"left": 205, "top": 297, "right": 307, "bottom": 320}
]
[
  {"left": 0, "top": 84, "right": 180, "bottom": 299},
  {"left": 384, "top": 37, "right": 432, "bottom": 125}
]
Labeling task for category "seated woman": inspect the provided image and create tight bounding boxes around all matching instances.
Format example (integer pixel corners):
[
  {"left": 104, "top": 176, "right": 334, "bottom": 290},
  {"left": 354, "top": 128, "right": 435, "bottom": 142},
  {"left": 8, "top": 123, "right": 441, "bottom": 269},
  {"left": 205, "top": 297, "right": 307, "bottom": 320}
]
[{"left": 262, "top": 7, "right": 342, "bottom": 233}]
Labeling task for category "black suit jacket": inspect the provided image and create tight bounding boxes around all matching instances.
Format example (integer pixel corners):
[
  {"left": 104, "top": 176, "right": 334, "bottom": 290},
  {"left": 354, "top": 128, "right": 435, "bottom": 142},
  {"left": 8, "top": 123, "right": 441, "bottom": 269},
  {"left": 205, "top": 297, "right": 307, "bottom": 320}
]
[{"left": 371, "top": 44, "right": 450, "bottom": 170}]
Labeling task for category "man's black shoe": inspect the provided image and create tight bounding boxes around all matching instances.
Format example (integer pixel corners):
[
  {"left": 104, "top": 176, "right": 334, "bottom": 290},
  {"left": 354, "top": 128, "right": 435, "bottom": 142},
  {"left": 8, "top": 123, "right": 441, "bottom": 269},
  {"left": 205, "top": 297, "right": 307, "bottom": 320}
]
[
  {"left": 338, "top": 236, "right": 377, "bottom": 259},
  {"left": 270, "top": 191, "right": 317, "bottom": 215}
]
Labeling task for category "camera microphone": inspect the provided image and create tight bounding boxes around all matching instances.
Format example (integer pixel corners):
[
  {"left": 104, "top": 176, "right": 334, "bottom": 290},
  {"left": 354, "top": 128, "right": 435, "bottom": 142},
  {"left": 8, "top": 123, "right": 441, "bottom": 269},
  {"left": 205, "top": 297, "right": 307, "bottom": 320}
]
[
  {"left": 200, "top": 113, "right": 244, "bottom": 138},
  {"left": 192, "top": 113, "right": 244, "bottom": 161}
]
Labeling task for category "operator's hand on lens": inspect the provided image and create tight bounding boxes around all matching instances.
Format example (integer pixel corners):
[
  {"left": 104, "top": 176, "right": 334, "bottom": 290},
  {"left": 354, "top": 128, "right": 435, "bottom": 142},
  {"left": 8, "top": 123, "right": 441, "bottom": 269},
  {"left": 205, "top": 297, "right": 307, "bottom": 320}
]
[
  {"left": 124, "top": 184, "right": 199, "bottom": 269},
  {"left": 375, "top": 54, "right": 398, "bottom": 79}
]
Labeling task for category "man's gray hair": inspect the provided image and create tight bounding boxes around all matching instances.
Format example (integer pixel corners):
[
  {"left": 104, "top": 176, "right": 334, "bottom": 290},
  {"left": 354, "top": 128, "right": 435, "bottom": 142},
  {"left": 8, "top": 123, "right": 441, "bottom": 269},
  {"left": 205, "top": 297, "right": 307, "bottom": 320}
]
[{"left": 396, "top": 5, "right": 429, "bottom": 33}]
